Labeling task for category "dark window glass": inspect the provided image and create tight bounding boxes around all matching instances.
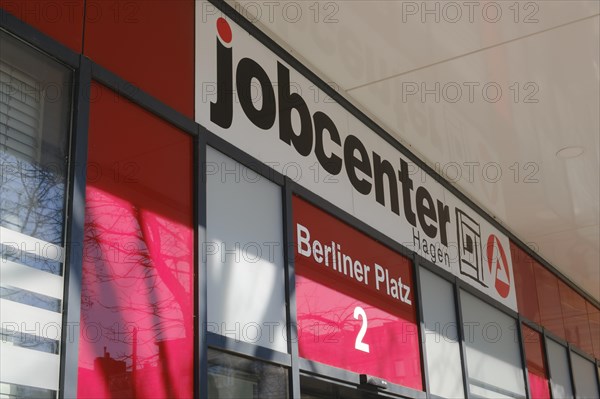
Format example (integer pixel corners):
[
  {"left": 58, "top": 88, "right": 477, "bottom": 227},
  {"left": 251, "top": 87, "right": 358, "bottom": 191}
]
[{"left": 208, "top": 349, "right": 289, "bottom": 399}]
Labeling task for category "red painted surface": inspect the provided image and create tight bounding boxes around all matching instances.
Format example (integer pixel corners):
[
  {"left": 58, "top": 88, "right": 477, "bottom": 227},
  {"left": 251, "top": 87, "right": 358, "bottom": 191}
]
[
  {"left": 83, "top": 0, "right": 194, "bottom": 117},
  {"left": 293, "top": 196, "right": 422, "bottom": 390},
  {"left": 0, "top": 0, "right": 84, "bottom": 52},
  {"left": 511, "top": 241, "right": 599, "bottom": 361},
  {"left": 559, "top": 281, "right": 594, "bottom": 356},
  {"left": 77, "top": 84, "right": 194, "bottom": 398},
  {"left": 586, "top": 302, "right": 600, "bottom": 359},
  {"left": 533, "top": 263, "right": 566, "bottom": 339},
  {"left": 511, "top": 242, "right": 541, "bottom": 324}
]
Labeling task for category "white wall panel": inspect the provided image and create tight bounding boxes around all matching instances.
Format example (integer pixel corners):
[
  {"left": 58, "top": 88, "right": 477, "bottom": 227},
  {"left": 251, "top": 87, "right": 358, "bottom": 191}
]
[
  {"left": 1, "top": 260, "right": 63, "bottom": 299},
  {"left": 0, "top": 299, "right": 62, "bottom": 338},
  {"left": 0, "top": 226, "right": 64, "bottom": 263},
  {"left": 0, "top": 343, "right": 59, "bottom": 390}
]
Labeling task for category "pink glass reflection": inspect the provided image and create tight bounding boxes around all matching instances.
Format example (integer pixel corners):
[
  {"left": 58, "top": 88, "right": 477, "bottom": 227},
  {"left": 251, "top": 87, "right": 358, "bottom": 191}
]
[
  {"left": 296, "top": 275, "right": 422, "bottom": 390},
  {"left": 77, "top": 84, "right": 193, "bottom": 398},
  {"left": 78, "top": 187, "right": 193, "bottom": 398},
  {"left": 528, "top": 371, "right": 551, "bottom": 399}
]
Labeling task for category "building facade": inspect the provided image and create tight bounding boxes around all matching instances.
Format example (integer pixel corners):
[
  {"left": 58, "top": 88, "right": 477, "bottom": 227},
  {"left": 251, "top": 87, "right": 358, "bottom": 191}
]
[{"left": 0, "top": 1, "right": 599, "bottom": 398}]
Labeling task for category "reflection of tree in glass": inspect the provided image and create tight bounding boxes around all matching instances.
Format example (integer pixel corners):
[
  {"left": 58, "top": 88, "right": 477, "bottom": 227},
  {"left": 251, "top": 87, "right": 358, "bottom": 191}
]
[
  {"left": 297, "top": 288, "right": 393, "bottom": 340},
  {"left": 79, "top": 186, "right": 193, "bottom": 398},
  {"left": 0, "top": 152, "right": 66, "bottom": 245}
]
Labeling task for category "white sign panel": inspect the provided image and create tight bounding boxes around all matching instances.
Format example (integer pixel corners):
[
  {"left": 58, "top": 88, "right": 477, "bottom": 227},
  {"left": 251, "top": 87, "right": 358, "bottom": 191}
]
[{"left": 195, "top": 1, "right": 518, "bottom": 311}]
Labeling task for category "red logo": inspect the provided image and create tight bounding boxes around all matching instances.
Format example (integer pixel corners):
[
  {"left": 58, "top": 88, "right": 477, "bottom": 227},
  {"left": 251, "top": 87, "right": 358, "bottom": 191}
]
[
  {"left": 486, "top": 234, "right": 511, "bottom": 298},
  {"left": 217, "top": 17, "right": 232, "bottom": 43}
]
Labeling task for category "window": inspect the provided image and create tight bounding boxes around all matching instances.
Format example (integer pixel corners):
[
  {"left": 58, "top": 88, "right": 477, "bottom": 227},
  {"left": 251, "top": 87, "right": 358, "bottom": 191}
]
[
  {"left": 420, "top": 268, "right": 464, "bottom": 398},
  {"left": 76, "top": 84, "right": 194, "bottom": 398},
  {"left": 208, "top": 349, "right": 288, "bottom": 398},
  {"left": 545, "top": 337, "right": 574, "bottom": 398},
  {"left": 460, "top": 290, "right": 526, "bottom": 398},
  {"left": 293, "top": 196, "right": 422, "bottom": 390},
  {"left": 521, "top": 324, "right": 550, "bottom": 399},
  {"left": 571, "top": 352, "right": 599, "bottom": 399},
  {"left": 0, "top": 31, "right": 72, "bottom": 398},
  {"left": 206, "top": 147, "right": 287, "bottom": 352}
]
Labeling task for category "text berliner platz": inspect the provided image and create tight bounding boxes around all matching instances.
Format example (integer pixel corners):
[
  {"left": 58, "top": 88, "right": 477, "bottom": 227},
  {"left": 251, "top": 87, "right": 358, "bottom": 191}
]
[{"left": 296, "top": 223, "right": 412, "bottom": 305}]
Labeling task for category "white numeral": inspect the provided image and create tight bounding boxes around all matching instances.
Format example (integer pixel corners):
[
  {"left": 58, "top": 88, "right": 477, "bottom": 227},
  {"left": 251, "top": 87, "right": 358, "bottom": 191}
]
[{"left": 353, "top": 306, "right": 370, "bottom": 353}]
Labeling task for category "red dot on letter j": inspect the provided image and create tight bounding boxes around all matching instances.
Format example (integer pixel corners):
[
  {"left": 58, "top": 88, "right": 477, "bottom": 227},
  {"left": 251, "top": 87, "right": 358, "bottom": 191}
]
[{"left": 217, "top": 17, "right": 232, "bottom": 44}]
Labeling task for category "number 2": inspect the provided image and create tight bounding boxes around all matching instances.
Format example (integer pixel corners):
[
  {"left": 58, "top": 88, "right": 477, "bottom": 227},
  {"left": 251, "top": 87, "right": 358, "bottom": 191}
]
[{"left": 353, "top": 306, "right": 370, "bottom": 353}]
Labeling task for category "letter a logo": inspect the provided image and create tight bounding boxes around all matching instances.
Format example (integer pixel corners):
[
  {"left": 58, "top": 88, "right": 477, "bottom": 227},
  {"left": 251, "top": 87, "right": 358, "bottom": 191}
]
[{"left": 486, "top": 234, "right": 511, "bottom": 298}]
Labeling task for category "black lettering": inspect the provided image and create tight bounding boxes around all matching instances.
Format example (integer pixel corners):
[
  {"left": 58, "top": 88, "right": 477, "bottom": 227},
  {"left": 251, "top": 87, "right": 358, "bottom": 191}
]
[
  {"left": 373, "top": 152, "right": 400, "bottom": 215},
  {"left": 313, "top": 111, "right": 342, "bottom": 175},
  {"left": 236, "top": 58, "right": 276, "bottom": 130},
  {"left": 436, "top": 200, "right": 450, "bottom": 246},
  {"left": 413, "top": 227, "right": 420, "bottom": 248},
  {"left": 416, "top": 186, "right": 437, "bottom": 239},
  {"left": 210, "top": 39, "right": 233, "bottom": 128},
  {"left": 399, "top": 159, "right": 416, "bottom": 227},
  {"left": 278, "top": 62, "right": 313, "bottom": 156},
  {"left": 344, "top": 135, "right": 372, "bottom": 195}
]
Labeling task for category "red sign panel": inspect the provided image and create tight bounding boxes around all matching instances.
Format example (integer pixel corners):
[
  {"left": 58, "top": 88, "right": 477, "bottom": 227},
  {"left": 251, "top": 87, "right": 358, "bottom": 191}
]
[{"left": 293, "top": 196, "right": 423, "bottom": 390}]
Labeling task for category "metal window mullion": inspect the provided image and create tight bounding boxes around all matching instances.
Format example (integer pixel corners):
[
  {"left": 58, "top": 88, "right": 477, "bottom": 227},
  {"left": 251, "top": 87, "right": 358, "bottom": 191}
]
[
  {"left": 59, "top": 55, "right": 91, "bottom": 399},
  {"left": 542, "top": 330, "right": 555, "bottom": 399},
  {"left": 413, "top": 256, "right": 431, "bottom": 398},
  {"left": 517, "top": 316, "right": 532, "bottom": 399},
  {"left": 283, "top": 178, "right": 301, "bottom": 399},
  {"left": 197, "top": 129, "right": 208, "bottom": 399},
  {"left": 454, "top": 283, "right": 471, "bottom": 399},
  {"left": 567, "top": 344, "right": 578, "bottom": 399},
  {"left": 595, "top": 359, "right": 600, "bottom": 396}
]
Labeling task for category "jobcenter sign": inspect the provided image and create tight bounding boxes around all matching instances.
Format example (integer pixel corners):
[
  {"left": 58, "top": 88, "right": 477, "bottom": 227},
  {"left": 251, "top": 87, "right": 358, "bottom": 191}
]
[{"left": 196, "top": 1, "right": 518, "bottom": 311}]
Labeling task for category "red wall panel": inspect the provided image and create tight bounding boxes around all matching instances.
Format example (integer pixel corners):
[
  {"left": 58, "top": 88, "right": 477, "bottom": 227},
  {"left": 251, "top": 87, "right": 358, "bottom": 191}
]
[
  {"left": 0, "top": 0, "right": 84, "bottom": 52},
  {"left": 559, "top": 281, "right": 594, "bottom": 356},
  {"left": 83, "top": 0, "right": 194, "bottom": 117},
  {"left": 533, "top": 262, "right": 566, "bottom": 339},
  {"left": 511, "top": 242, "right": 541, "bottom": 324},
  {"left": 586, "top": 301, "right": 600, "bottom": 359},
  {"left": 77, "top": 83, "right": 194, "bottom": 398},
  {"left": 512, "top": 241, "right": 599, "bottom": 360}
]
